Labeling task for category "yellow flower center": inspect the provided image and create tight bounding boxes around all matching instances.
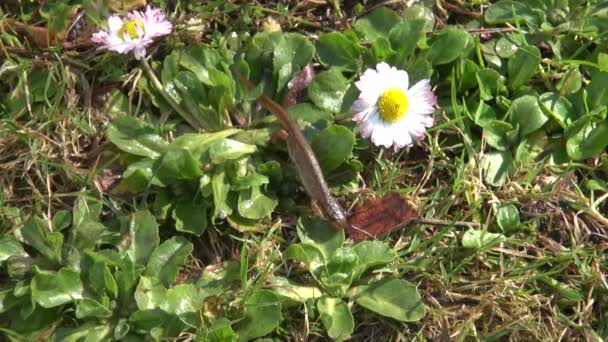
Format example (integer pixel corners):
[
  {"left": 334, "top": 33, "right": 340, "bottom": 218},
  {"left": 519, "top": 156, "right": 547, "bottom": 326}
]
[
  {"left": 378, "top": 88, "right": 409, "bottom": 123},
  {"left": 118, "top": 19, "right": 145, "bottom": 40}
]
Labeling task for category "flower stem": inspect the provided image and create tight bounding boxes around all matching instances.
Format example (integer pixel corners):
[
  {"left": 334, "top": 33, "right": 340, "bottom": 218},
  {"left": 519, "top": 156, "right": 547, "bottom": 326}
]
[{"left": 139, "top": 58, "right": 202, "bottom": 130}]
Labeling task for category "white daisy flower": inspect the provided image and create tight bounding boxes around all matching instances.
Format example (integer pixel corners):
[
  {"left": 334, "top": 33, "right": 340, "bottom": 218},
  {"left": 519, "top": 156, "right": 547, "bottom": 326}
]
[
  {"left": 352, "top": 62, "right": 437, "bottom": 151},
  {"left": 92, "top": 6, "right": 172, "bottom": 60}
]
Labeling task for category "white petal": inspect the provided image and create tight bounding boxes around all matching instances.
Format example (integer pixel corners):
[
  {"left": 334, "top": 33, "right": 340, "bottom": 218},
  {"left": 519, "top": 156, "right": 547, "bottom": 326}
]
[
  {"left": 355, "top": 68, "right": 380, "bottom": 93},
  {"left": 128, "top": 10, "right": 144, "bottom": 22},
  {"left": 358, "top": 110, "right": 381, "bottom": 138},
  {"left": 91, "top": 31, "right": 109, "bottom": 44},
  {"left": 107, "top": 41, "right": 135, "bottom": 54},
  {"left": 108, "top": 16, "right": 123, "bottom": 34},
  {"left": 389, "top": 69, "right": 409, "bottom": 92},
  {"left": 133, "top": 46, "right": 146, "bottom": 60},
  {"left": 144, "top": 21, "right": 172, "bottom": 39},
  {"left": 418, "top": 114, "right": 434, "bottom": 128},
  {"left": 375, "top": 62, "right": 392, "bottom": 76},
  {"left": 352, "top": 109, "right": 369, "bottom": 122},
  {"left": 351, "top": 97, "right": 372, "bottom": 113},
  {"left": 407, "top": 79, "right": 437, "bottom": 115},
  {"left": 391, "top": 125, "right": 413, "bottom": 149},
  {"left": 379, "top": 64, "right": 409, "bottom": 91},
  {"left": 371, "top": 121, "right": 395, "bottom": 148}
]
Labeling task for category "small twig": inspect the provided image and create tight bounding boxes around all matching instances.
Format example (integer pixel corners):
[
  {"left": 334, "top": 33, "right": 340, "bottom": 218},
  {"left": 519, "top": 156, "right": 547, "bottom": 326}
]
[
  {"left": 466, "top": 27, "right": 521, "bottom": 34},
  {"left": 441, "top": 1, "right": 483, "bottom": 18},
  {"left": 413, "top": 217, "right": 480, "bottom": 228},
  {"left": 357, "top": 0, "right": 406, "bottom": 18}
]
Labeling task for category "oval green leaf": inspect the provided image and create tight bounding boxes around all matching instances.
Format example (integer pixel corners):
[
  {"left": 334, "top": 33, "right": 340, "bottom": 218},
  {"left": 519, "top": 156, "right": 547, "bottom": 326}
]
[
  {"left": 317, "top": 297, "right": 354, "bottom": 341},
  {"left": 32, "top": 268, "right": 84, "bottom": 308},
  {"left": 352, "top": 279, "right": 425, "bottom": 322},
  {"left": 107, "top": 117, "right": 168, "bottom": 159}
]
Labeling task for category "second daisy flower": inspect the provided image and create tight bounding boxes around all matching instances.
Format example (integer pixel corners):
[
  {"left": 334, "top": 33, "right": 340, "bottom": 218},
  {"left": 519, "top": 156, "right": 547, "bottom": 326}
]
[{"left": 352, "top": 62, "right": 437, "bottom": 151}]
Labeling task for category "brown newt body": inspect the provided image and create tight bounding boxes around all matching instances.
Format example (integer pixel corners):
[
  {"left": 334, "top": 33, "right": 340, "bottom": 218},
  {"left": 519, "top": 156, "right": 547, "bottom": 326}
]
[{"left": 236, "top": 72, "right": 347, "bottom": 225}]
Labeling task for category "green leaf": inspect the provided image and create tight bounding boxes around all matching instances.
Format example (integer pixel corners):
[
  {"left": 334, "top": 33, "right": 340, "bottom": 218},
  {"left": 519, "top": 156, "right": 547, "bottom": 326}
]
[
  {"left": 209, "top": 139, "right": 257, "bottom": 164},
  {"left": 323, "top": 248, "right": 359, "bottom": 295},
  {"left": 120, "top": 158, "right": 164, "bottom": 193},
  {"left": 70, "top": 221, "right": 106, "bottom": 251},
  {"left": 158, "top": 147, "right": 203, "bottom": 181},
  {"left": 75, "top": 298, "right": 112, "bottom": 319},
  {"left": 427, "top": 28, "right": 471, "bottom": 66},
  {"left": 134, "top": 276, "right": 167, "bottom": 310},
  {"left": 195, "top": 260, "right": 240, "bottom": 297},
  {"left": 115, "top": 257, "right": 141, "bottom": 310},
  {"left": 482, "top": 151, "right": 513, "bottom": 186},
  {"left": 212, "top": 167, "right": 233, "bottom": 217},
  {"left": 172, "top": 71, "right": 222, "bottom": 130},
  {"left": 316, "top": 32, "right": 363, "bottom": 71},
  {"left": 39, "top": 2, "right": 75, "bottom": 34},
  {"left": 54, "top": 323, "right": 112, "bottom": 342},
  {"left": 207, "top": 318, "right": 238, "bottom": 342},
  {"left": 0, "top": 237, "right": 26, "bottom": 262},
  {"left": 107, "top": 117, "right": 168, "bottom": 159},
  {"left": 462, "top": 229, "right": 506, "bottom": 248},
  {"left": 172, "top": 201, "right": 207, "bottom": 236},
  {"left": 403, "top": 4, "right": 435, "bottom": 32},
  {"left": 311, "top": 125, "right": 355, "bottom": 173},
  {"left": 237, "top": 186, "right": 278, "bottom": 220},
  {"left": 538, "top": 92, "right": 574, "bottom": 128},
  {"left": 145, "top": 236, "right": 193, "bottom": 287},
  {"left": 495, "top": 36, "right": 520, "bottom": 58},
  {"left": 115, "top": 320, "right": 131, "bottom": 341},
  {"left": 308, "top": 69, "right": 354, "bottom": 114},
  {"left": 538, "top": 276, "right": 585, "bottom": 302},
  {"left": 352, "top": 279, "right": 425, "bottom": 322},
  {"left": 483, "top": 120, "right": 516, "bottom": 151},
  {"left": 284, "top": 243, "right": 326, "bottom": 275},
  {"left": 355, "top": 7, "right": 401, "bottom": 41},
  {"left": 352, "top": 241, "right": 396, "bottom": 279},
  {"left": 485, "top": 0, "right": 539, "bottom": 24},
  {"left": 126, "top": 211, "right": 160, "bottom": 266},
  {"left": 170, "top": 129, "right": 242, "bottom": 158},
  {"left": 460, "top": 59, "right": 481, "bottom": 91},
  {"left": 369, "top": 37, "right": 396, "bottom": 63},
  {"left": 327, "top": 248, "right": 358, "bottom": 278},
  {"left": 496, "top": 204, "right": 521, "bottom": 234},
  {"left": 52, "top": 210, "right": 72, "bottom": 232},
  {"left": 476, "top": 68, "right": 505, "bottom": 101},
  {"left": 515, "top": 131, "right": 547, "bottom": 163},
  {"left": 31, "top": 268, "right": 84, "bottom": 308},
  {"left": 566, "top": 114, "right": 608, "bottom": 160},
  {"left": 389, "top": 19, "right": 426, "bottom": 60},
  {"left": 289, "top": 103, "right": 333, "bottom": 127},
  {"left": 83, "top": 254, "right": 118, "bottom": 299},
  {"left": 508, "top": 95, "right": 548, "bottom": 136},
  {"left": 274, "top": 33, "right": 315, "bottom": 93},
  {"left": 586, "top": 71, "right": 608, "bottom": 110},
  {"left": 507, "top": 45, "right": 541, "bottom": 89},
  {"left": 0, "top": 288, "right": 22, "bottom": 313},
  {"left": 237, "top": 289, "right": 282, "bottom": 341},
  {"left": 232, "top": 173, "right": 269, "bottom": 190},
  {"left": 317, "top": 297, "right": 354, "bottom": 341},
  {"left": 297, "top": 216, "right": 344, "bottom": 260},
  {"left": 72, "top": 196, "right": 102, "bottom": 228},
  {"left": 160, "top": 284, "right": 202, "bottom": 327},
  {"left": 21, "top": 217, "right": 63, "bottom": 265},
  {"left": 557, "top": 68, "right": 582, "bottom": 96},
  {"left": 129, "top": 309, "right": 178, "bottom": 336},
  {"left": 267, "top": 277, "right": 323, "bottom": 304}
]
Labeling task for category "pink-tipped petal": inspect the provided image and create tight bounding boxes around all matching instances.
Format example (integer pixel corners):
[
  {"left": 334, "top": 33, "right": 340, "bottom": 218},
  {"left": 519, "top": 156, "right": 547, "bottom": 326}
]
[{"left": 407, "top": 79, "right": 437, "bottom": 115}]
